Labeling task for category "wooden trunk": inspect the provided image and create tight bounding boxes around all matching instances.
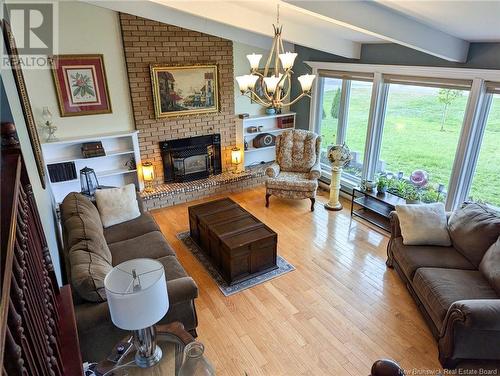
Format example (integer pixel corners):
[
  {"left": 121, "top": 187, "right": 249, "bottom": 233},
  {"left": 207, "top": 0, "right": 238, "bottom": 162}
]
[{"left": 188, "top": 198, "right": 278, "bottom": 285}]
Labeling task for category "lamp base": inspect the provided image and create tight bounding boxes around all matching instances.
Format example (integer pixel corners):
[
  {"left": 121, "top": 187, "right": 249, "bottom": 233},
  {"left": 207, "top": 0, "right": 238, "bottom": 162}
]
[
  {"left": 133, "top": 326, "right": 163, "bottom": 368},
  {"left": 324, "top": 202, "right": 343, "bottom": 211},
  {"left": 135, "top": 345, "right": 162, "bottom": 368}
]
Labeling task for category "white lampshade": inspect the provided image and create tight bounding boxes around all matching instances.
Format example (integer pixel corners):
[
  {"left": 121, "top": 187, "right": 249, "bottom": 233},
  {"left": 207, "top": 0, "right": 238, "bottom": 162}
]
[
  {"left": 297, "top": 74, "right": 316, "bottom": 93},
  {"left": 235, "top": 75, "right": 250, "bottom": 92},
  {"left": 246, "top": 53, "right": 262, "bottom": 70},
  {"left": 278, "top": 52, "right": 297, "bottom": 70},
  {"left": 104, "top": 258, "right": 169, "bottom": 331},
  {"left": 263, "top": 75, "right": 281, "bottom": 94},
  {"left": 247, "top": 74, "right": 259, "bottom": 90}
]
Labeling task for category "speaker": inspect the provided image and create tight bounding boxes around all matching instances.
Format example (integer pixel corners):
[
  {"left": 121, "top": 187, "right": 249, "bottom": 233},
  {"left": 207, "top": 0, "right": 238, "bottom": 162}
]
[{"left": 252, "top": 133, "right": 276, "bottom": 148}]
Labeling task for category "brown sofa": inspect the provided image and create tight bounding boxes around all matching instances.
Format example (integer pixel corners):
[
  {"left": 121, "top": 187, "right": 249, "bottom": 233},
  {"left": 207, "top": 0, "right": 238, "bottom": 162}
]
[
  {"left": 60, "top": 192, "right": 198, "bottom": 362},
  {"left": 386, "top": 202, "right": 500, "bottom": 368}
]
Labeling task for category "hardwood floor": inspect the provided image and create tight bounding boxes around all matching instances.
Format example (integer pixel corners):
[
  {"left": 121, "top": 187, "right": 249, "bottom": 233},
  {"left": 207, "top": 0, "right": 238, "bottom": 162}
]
[{"left": 152, "top": 186, "right": 441, "bottom": 375}]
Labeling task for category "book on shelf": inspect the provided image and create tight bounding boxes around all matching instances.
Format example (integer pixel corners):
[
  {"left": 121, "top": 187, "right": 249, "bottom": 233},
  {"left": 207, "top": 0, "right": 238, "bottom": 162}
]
[
  {"left": 47, "top": 162, "right": 77, "bottom": 183},
  {"left": 82, "top": 141, "right": 106, "bottom": 158}
]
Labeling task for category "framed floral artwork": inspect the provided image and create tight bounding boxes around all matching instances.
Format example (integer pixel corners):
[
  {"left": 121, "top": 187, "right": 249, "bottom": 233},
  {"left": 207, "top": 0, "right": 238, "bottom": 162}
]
[
  {"left": 150, "top": 64, "right": 219, "bottom": 118},
  {"left": 50, "top": 54, "right": 112, "bottom": 117}
]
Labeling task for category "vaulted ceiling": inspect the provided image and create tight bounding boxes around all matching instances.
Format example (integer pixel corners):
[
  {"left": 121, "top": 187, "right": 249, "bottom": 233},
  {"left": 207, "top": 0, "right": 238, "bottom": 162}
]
[{"left": 88, "top": 0, "right": 500, "bottom": 63}]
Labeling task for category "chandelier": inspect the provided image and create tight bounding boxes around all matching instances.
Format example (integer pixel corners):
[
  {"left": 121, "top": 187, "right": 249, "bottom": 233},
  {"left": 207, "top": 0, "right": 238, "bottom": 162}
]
[{"left": 235, "top": 5, "right": 315, "bottom": 111}]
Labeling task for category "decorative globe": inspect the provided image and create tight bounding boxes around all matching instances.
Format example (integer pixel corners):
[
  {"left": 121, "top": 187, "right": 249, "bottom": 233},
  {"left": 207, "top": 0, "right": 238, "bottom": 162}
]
[
  {"left": 410, "top": 170, "right": 428, "bottom": 187},
  {"left": 327, "top": 143, "right": 352, "bottom": 168}
]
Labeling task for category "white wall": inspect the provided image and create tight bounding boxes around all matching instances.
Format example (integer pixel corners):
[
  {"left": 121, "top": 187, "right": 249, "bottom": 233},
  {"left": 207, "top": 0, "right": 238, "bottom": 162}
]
[
  {"left": 233, "top": 42, "right": 268, "bottom": 116},
  {"left": 23, "top": 1, "right": 135, "bottom": 140}
]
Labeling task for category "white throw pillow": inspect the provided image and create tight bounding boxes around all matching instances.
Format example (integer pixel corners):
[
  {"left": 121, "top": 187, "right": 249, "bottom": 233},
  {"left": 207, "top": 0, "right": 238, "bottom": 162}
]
[
  {"left": 395, "top": 203, "right": 451, "bottom": 246},
  {"left": 95, "top": 184, "right": 141, "bottom": 228}
]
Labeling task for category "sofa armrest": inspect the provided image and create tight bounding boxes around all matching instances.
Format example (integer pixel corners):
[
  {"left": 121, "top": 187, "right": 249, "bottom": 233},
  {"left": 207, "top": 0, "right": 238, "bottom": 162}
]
[
  {"left": 265, "top": 162, "right": 280, "bottom": 178},
  {"left": 389, "top": 211, "right": 402, "bottom": 239},
  {"left": 308, "top": 159, "right": 322, "bottom": 180},
  {"left": 442, "top": 299, "right": 500, "bottom": 332},
  {"left": 167, "top": 277, "right": 198, "bottom": 305}
]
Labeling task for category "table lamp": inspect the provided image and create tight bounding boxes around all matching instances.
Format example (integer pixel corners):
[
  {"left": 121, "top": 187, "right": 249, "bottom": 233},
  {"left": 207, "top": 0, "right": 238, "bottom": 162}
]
[
  {"left": 104, "top": 258, "right": 169, "bottom": 368},
  {"left": 142, "top": 161, "right": 155, "bottom": 193},
  {"left": 231, "top": 146, "right": 242, "bottom": 173}
]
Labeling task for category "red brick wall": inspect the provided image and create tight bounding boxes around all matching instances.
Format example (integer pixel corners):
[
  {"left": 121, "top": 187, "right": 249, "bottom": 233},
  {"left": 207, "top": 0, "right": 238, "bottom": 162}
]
[{"left": 119, "top": 13, "right": 235, "bottom": 184}]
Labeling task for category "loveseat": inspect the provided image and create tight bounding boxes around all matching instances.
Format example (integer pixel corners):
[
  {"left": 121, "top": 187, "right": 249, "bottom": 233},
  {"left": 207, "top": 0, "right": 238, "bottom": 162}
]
[
  {"left": 60, "top": 192, "right": 198, "bottom": 362},
  {"left": 386, "top": 202, "right": 500, "bottom": 368}
]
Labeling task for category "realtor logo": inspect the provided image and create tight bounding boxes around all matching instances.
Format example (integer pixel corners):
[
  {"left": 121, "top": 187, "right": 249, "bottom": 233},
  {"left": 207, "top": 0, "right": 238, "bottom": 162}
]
[{"left": 2, "top": 1, "right": 58, "bottom": 68}]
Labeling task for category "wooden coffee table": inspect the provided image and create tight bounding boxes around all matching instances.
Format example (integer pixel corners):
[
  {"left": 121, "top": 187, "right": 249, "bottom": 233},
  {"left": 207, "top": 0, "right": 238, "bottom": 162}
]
[{"left": 188, "top": 198, "right": 278, "bottom": 285}]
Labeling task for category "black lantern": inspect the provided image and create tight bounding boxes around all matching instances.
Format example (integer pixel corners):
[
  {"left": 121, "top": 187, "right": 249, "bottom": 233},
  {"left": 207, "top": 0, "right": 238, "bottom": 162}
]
[{"left": 80, "top": 167, "right": 100, "bottom": 197}]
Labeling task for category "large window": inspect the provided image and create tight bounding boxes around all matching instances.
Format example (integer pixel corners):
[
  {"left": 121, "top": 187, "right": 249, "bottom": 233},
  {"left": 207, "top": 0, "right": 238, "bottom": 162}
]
[
  {"left": 343, "top": 81, "right": 372, "bottom": 179},
  {"left": 378, "top": 83, "right": 469, "bottom": 201},
  {"left": 310, "top": 64, "right": 500, "bottom": 209},
  {"left": 469, "top": 93, "right": 500, "bottom": 207},
  {"left": 318, "top": 77, "right": 342, "bottom": 169},
  {"left": 316, "top": 75, "right": 372, "bottom": 180}
]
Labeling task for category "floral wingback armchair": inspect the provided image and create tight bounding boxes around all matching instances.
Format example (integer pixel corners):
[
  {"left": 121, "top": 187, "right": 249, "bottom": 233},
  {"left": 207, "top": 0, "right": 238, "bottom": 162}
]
[{"left": 265, "top": 129, "right": 322, "bottom": 211}]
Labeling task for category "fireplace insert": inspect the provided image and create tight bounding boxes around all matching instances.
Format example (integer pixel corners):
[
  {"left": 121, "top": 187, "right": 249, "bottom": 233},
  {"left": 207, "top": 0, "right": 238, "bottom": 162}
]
[{"left": 160, "top": 134, "right": 222, "bottom": 182}]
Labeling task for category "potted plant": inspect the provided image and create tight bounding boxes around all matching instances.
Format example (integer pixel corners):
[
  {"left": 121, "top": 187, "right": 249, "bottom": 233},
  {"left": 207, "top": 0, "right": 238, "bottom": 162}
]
[
  {"left": 404, "top": 186, "right": 421, "bottom": 204},
  {"left": 376, "top": 176, "right": 389, "bottom": 194}
]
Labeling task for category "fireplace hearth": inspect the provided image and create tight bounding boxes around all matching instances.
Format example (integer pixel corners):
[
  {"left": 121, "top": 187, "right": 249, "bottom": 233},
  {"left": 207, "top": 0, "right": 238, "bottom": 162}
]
[{"left": 160, "top": 134, "right": 222, "bottom": 182}]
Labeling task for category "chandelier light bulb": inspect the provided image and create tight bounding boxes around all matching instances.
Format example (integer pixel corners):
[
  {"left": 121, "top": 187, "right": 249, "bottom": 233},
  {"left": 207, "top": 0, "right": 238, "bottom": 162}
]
[
  {"left": 246, "top": 53, "right": 262, "bottom": 70},
  {"left": 297, "top": 74, "right": 316, "bottom": 93},
  {"left": 263, "top": 76, "right": 281, "bottom": 94},
  {"left": 235, "top": 75, "right": 250, "bottom": 93},
  {"left": 278, "top": 52, "right": 297, "bottom": 70}
]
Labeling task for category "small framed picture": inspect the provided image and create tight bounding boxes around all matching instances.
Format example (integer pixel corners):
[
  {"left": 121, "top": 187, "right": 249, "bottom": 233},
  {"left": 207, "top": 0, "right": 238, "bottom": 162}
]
[
  {"left": 50, "top": 54, "right": 112, "bottom": 117},
  {"left": 150, "top": 64, "right": 219, "bottom": 118}
]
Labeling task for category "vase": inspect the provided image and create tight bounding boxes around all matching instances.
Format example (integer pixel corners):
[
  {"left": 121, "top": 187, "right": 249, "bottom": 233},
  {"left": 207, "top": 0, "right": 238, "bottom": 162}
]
[{"left": 179, "top": 342, "right": 215, "bottom": 376}]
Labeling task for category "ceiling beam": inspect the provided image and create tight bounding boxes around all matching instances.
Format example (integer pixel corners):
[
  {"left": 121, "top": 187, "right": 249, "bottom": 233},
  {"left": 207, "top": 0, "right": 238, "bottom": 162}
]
[
  {"left": 284, "top": 0, "right": 469, "bottom": 63},
  {"left": 84, "top": 0, "right": 361, "bottom": 59},
  {"left": 84, "top": 0, "right": 274, "bottom": 51}
]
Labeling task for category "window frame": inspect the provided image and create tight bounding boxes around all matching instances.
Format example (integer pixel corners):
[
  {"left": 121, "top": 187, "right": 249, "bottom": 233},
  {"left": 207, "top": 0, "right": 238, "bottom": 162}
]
[{"left": 307, "top": 62, "right": 500, "bottom": 210}]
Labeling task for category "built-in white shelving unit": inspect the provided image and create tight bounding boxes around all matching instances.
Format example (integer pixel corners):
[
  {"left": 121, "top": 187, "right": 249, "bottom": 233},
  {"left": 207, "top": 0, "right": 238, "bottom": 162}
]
[
  {"left": 41, "top": 130, "right": 143, "bottom": 204},
  {"left": 236, "top": 112, "right": 296, "bottom": 168}
]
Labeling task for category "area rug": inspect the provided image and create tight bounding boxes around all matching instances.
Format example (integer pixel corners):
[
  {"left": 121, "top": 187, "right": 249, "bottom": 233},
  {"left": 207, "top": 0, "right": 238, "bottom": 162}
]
[{"left": 176, "top": 231, "right": 295, "bottom": 296}]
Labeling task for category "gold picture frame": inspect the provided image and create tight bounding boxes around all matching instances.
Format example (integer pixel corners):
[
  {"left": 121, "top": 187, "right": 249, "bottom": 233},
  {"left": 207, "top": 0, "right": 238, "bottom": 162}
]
[
  {"left": 150, "top": 64, "right": 219, "bottom": 118},
  {"left": 1, "top": 20, "right": 46, "bottom": 189}
]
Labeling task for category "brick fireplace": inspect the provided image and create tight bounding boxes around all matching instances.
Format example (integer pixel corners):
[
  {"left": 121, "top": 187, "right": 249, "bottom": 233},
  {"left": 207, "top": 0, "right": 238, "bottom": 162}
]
[
  {"left": 119, "top": 13, "right": 236, "bottom": 185},
  {"left": 160, "top": 134, "right": 222, "bottom": 183}
]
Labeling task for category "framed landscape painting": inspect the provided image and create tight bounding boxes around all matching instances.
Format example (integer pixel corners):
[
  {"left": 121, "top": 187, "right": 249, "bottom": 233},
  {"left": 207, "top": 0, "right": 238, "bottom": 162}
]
[
  {"left": 50, "top": 54, "right": 112, "bottom": 117},
  {"left": 150, "top": 64, "right": 219, "bottom": 118}
]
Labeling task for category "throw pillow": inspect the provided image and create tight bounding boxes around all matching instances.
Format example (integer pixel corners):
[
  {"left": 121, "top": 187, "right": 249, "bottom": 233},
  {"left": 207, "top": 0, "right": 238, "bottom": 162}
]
[
  {"left": 395, "top": 203, "right": 451, "bottom": 246},
  {"left": 448, "top": 202, "right": 500, "bottom": 267},
  {"left": 95, "top": 184, "right": 141, "bottom": 228},
  {"left": 479, "top": 236, "right": 500, "bottom": 295}
]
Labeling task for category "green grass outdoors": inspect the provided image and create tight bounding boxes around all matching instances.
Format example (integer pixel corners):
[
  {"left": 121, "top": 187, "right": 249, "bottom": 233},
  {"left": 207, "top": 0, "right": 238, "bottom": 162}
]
[{"left": 320, "top": 82, "right": 500, "bottom": 206}]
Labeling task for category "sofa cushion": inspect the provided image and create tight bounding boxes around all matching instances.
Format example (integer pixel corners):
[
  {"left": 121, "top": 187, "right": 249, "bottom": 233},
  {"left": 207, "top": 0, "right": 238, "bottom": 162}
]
[
  {"left": 109, "top": 231, "right": 175, "bottom": 266},
  {"left": 391, "top": 237, "right": 474, "bottom": 280},
  {"left": 395, "top": 203, "right": 451, "bottom": 246},
  {"left": 70, "top": 247, "right": 112, "bottom": 303},
  {"left": 60, "top": 193, "right": 113, "bottom": 303},
  {"left": 157, "top": 255, "right": 189, "bottom": 282},
  {"left": 95, "top": 184, "right": 141, "bottom": 228},
  {"left": 104, "top": 212, "right": 160, "bottom": 244},
  {"left": 448, "top": 202, "right": 500, "bottom": 267},
  {"left": 265, "top": 172, "right": 318, "bottom": 192},
  {"left": 413, "top": 268, "right": 498, "bottom": 331},
  {"left": 277, "top": 129, "right": 318, "bottom": 173},
  {"left": 479, "top": 236, "right": 500, "bottom": 294}
]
